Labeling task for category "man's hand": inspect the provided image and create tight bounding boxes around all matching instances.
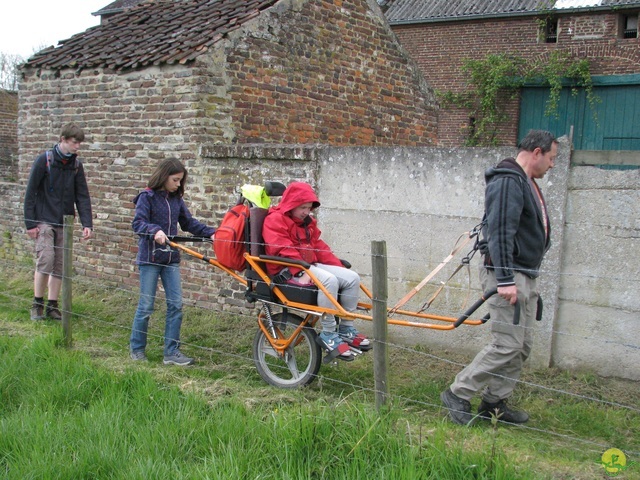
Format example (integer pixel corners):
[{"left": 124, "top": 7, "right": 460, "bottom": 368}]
[
  {"left": 497, "top": 284, "right": 518, "bottom": 305},
  {"left": 82, "top": 227, "right": 93, "bottom": 241},
  {"left": 26, "top": 227, "right": 39, "bottom": 239}
]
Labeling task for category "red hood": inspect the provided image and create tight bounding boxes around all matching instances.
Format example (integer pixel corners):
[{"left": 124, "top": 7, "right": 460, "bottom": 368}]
[{"left": 272, "top": 182, "right": 320, "bottom": 215}]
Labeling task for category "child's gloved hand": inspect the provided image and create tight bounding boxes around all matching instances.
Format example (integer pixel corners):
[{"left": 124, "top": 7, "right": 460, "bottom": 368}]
[{"left": 289, "top": 272, "right": 313, "bottom": 286}]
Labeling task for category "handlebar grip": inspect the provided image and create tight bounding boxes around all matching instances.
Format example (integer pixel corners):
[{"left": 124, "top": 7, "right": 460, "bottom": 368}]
[
  {"left": 536, "top": 296, "right": 543, "bottom": 321},
  {"left": 453, "top": 288, "right": 521, "bottom": 327},
  {"left": 512, "top": 300, "right": 521, "bottom": 325},
  {"left": 453, "top": 289, "right": 497, "bottom": 328}
]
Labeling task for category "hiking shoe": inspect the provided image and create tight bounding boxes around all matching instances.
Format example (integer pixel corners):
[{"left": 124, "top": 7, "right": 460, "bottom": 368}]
[
  {"left": 130, "top": 350, "right": 148, "bottom": 361},
  {"left": 440, "top": 388, "right": 474, "bottom": 426},
  {"left": 316, "top": 331, "right": 353, "bottom": 362},
  {"left": 46, "top": 303, "right": 62, "bottom": 320},
  {"left": 30, "top": 301, "right": 44, "bottom": 321},
  {"left": 163, "top": 350, "right": 195, "bottom": 366},
  {"left": 338, "top": 325, "right": 371, "bottom": 351},
  {"left": 478, "top": 399, "right": 529, "bottom": 424}
]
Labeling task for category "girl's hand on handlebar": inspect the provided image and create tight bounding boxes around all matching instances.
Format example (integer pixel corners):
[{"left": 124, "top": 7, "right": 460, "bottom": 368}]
[{"left": 154, "top": 230, "right": 167, "bottom": 245}]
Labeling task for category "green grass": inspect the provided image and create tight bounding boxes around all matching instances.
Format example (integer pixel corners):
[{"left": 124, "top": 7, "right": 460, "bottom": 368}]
[
  {"left": 0, "top": 335, "right": 533, "bottom": 479},
  {"left": 0, "top": 264, "right": 638, "bottom": 479}
]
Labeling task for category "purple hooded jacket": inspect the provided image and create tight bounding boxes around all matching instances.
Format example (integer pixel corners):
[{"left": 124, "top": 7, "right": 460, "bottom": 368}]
[{"left": 132, "top": 188, "right": 215, "bottom": 266}]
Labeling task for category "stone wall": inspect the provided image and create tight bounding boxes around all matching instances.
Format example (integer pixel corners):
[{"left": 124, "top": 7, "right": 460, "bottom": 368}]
[
  {"left": 315, "top": 144, "right": 639, "bottom": 380},
  {"left": 553, "top": 162, "right": 640, "bottom": 378},
  {"left": 315, "top": 142, "right": 568, "bottom": 373},
  {"left": 3, "top": 142, "right": 639, "bottom": 380},
  {"left": 16, "top": 0, "right": 439, "bottom": 290}
]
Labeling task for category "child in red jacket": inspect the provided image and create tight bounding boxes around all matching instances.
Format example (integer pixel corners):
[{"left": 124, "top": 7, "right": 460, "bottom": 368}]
[{"left": 262, "top": 182, "right": 370, "bottom": 361}]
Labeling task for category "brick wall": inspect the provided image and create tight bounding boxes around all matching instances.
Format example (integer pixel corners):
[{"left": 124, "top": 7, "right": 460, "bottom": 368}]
[
  {"left": 10, "top": 0, "right": 438, "bottom": 308},
  {"left": 225, "top": 0, "right": 437, "bottom": 146},
  {"left": 391, "top": 11, "right": 640, "bottom": 146},
  {"left": 17, "top": 64, "right": 230, "bottom": 292},
  {"left": 0, "top": 89, "right": 18, "bottom": 182}
]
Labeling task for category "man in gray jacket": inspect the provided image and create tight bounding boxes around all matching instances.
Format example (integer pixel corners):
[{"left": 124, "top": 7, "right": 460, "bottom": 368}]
[
  {"left": 24, "top": 124, "right": 93, "bottom": 320},
  {"left": 441, "top": 129, "right": 558, "bottom": 425}
]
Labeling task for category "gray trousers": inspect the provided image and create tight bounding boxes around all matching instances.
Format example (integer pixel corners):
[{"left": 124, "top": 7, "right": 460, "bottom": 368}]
[
  {"left": 450, "top": 268, "right": 538, "bottom": 403},
  {"left": 309, "top": 263, "right": 360, "bottom": 332}
]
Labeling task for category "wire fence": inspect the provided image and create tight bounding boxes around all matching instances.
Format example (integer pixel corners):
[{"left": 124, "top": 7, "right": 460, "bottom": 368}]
[
  {"left": 16, "top": 217, "right": 640, "bottom": 353},
  {"left": 4, "top": 220, "right": 639, "bottom": 463}
]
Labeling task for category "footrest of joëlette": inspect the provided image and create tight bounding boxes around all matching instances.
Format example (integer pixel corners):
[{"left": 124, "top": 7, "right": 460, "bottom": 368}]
[
  {"left": 322, "top": 346, "right": 355, "bottom": 363},
  {"left": 316, "top": 336, "right": 355, "bottom": 363}
]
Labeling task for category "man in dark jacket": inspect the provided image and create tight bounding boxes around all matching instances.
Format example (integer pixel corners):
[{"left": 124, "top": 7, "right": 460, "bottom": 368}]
[
  {"left": 441, "top": 130, "right": 558, "bottom": 425},
  {"left": 24, "top": 124, "right": 93, "bottom": 320}
]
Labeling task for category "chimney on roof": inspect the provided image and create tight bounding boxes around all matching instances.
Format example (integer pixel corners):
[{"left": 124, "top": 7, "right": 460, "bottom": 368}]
[{"left": 92, "top": 0, "right": 147, "bottom": 25}]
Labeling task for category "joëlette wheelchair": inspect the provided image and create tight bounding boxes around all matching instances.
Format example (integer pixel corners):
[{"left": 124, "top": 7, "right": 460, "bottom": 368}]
[{"left": 168, "top": 181, "right": 511, "bottom": 389}]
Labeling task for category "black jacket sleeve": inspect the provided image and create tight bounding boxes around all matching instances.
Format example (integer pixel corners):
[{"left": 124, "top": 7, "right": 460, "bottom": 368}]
[{"left": 23, "top": 154, "right": 47, "bottom": 230}]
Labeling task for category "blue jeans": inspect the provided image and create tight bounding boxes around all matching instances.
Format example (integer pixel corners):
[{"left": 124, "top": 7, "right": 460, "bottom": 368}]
[{"left": 130, "top": 263, "right": 183, "bottom": 356}]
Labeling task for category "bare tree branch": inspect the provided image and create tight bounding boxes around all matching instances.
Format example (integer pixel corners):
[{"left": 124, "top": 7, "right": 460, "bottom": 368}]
[{"left": 0, "top": 53, "right": 25, "bottom": 91}]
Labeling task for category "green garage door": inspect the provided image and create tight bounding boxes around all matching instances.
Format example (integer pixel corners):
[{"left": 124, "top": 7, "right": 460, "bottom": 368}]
[{"left": 519, "top": 75, "right": 640, "bottom": 150}]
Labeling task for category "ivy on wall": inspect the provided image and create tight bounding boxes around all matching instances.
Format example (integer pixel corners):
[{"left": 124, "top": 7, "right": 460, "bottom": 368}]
[{"left": 438, "top": 50, "right": 597, "bottom": 146}]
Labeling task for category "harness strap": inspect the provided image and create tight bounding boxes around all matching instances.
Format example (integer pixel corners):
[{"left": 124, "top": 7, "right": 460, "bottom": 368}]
[
  {"left": 416, "top": 261, "right": 471, "bottom": 315},
  {"left": 389, "top": 220, "right": 486, "bottom": 316},
  {"left": 389, "top": 232, "right": 473, "bottom": 315},
  {"left": 45, "top": 150, "right": 53, "bottom": 191}
]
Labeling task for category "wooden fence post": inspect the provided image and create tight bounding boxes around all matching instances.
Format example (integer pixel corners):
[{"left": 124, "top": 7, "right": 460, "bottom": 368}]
[
  {"left": 371, "top": 240, "right": 388, "bottom": 410},
  {"left": 61, "top": 215, "right": 73, "bottom": 347}
]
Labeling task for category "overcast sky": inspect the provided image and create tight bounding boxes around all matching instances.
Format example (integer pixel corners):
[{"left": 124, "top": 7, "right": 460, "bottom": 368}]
[{"left": 1, "top": 0, "right": 107, "bottom": 59}]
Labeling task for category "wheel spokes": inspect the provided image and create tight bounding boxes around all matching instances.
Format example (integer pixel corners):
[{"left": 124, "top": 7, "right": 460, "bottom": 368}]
[
  {"left": 284, "top": 349, "right": 301, "bottom": 379},
  {"left": 259, "top": 341, "right": 280, "bottom": 359}
]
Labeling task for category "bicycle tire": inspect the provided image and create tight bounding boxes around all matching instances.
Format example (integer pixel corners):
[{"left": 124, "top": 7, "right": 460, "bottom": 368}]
[{"left": 253, "top": 312, "right": 322, "bottom": 388}]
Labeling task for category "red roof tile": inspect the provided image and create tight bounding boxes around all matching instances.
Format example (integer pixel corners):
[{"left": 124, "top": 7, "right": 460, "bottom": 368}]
[{"left": 24, "top": 0, "right": 279, "bottom": 72}]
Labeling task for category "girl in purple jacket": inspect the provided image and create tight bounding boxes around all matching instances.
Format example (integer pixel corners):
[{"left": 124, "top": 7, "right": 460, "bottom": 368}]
[{"left": 129, "top": 158, "right": 216, "bottom": 366}]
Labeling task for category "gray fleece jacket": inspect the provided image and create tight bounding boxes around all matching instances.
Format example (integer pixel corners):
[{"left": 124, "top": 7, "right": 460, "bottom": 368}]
[{"left": 483, "top": 158, "right": 551, "bottom": 286}]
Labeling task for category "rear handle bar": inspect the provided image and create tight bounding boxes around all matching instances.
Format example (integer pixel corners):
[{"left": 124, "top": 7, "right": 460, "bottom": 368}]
[
  {"left": 453, "top": 288, "right": 521, "bottom": 328},
  {"left": 168, "top": 235, "right": 212, "bottom": 243}
]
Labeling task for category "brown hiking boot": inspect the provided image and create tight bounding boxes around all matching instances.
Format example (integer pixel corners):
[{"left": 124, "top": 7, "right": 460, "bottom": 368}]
[
  {"left": 46, "top": 302, "right": 62, "bottom": 320},
  {"left": 30, "top": 301, "right": 45, "bottom": 321}
]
